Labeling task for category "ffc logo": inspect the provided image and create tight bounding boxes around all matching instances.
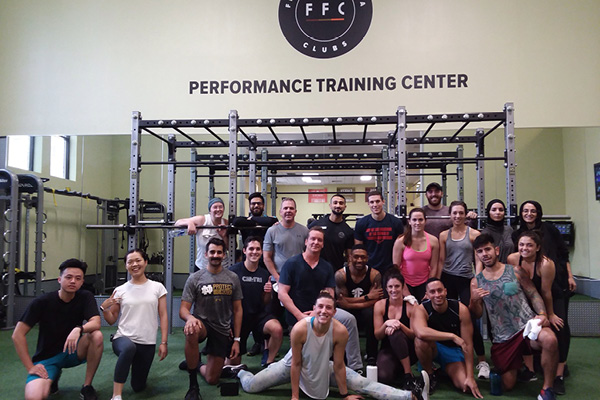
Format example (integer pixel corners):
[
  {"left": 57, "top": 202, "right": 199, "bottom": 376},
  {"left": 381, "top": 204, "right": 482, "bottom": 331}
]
[{"left": 279, "top": 0, "right": 373, "bottom": 59}]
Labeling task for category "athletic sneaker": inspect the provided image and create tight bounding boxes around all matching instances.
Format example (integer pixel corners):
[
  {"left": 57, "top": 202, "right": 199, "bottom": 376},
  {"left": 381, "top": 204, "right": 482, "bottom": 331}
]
[
  {"left": 402, "top": 374, "right": 417, "bottom": 391},
  {"left": 476, "top": 361, "right": 490, "bottom": 379},
  {"left": 553, "top": 376, "right": 566, "bottom": 395},
  {"left": 538, "top": 387, "right": 557, "bottom": 400},
  {"left": 247, "top": 342, "right": 262, "bottom": 356},
  {"left": 412, "top": 370, "right": 430, "bottom": 400},
  {"left": 184, "top": 385, "right": 202, "bottom": 400},
  {"left": 260, "top": 348, "right": 269, "bottom": 367},
  {"left": 110, "top": 396, "right": 122, "bottom": 400},
  {"left": 80, "top": 385, "right": 98, "bottom": 400},
  {"left": 221, "top": 364, "right": 248, "bottom": 379},
  {"left": 517, "top": 367, "right": 538, "bottom": 382},
  {"left": 428, "top": 369, "right": 438, "bottom": 395},
  {"left": 50, "top": 371, "right": 61, "bottom": 395}
]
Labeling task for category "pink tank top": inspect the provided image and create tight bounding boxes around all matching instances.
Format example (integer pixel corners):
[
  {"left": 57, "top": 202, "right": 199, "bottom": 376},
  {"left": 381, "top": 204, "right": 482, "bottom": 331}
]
[{"left": 401, "top": 234, "right": 432, "bottom": 286}]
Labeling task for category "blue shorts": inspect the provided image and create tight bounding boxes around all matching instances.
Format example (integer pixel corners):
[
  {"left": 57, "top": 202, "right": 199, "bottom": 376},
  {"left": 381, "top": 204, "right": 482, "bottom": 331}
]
[
  {"left": 434, "top": 342, "right": 465, "bottom": 369},
  {"left": 26, "top": 351, "right": 85, "bottom": 383}
]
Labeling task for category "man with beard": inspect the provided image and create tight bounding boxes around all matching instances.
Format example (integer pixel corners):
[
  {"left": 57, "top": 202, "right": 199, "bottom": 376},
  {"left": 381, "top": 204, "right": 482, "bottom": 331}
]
[
  {"left": 179, "top": 237, "right": 243, "bottom": 400},
  {"left": 232, "top": 192, "right": 278, "bottom": 244},
  {"left": 238, "top": 292, "right": 430, "bottom": 400},
  {"left": 309, "top": 194, "right": 355, "bottom": 271},
  {"left": 354, "top": 190, "right": 404, "bottom": 275},
  {"left": 411, "top": 278, "right": 482, "bottom": 398},
  {"left": 278, "top": 227, "right": 363, "bottom": 371},
  {"left": 334, "top": 244, "right": 383, "bottom": 365},
  {"left": 422, "top": 183, "right": 477, "bottom": 238},
  {"left": 470, "top": 234, "right": 558, "bottom": 400}
]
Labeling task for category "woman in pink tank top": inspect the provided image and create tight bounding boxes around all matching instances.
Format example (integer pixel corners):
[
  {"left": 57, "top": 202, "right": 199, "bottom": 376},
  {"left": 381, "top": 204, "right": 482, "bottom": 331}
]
[{"left": 392, "top": 208, "right": 440, "bottom": 302}]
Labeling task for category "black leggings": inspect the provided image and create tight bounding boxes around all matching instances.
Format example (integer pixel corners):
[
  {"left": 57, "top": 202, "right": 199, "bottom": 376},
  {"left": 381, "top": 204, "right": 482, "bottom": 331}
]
[
  {"left": 376, "top": 330, "right": 416, "bottom": 384},
  {"left": 112, "top": 336, "right": 156, "bottom": 392},
  {"left": 441, "top": 272, "right": 485, "bottom": 357},
  {"left": 552, "top": 294, "right": 571, "bottom": 363}
]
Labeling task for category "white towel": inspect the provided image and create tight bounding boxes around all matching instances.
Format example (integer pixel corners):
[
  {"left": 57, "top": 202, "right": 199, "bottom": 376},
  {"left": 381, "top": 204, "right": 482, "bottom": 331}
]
[
  {"left": 403, "top": 295, "right": 418, "bottom": 306},
  {"left": 523, "top": 318, "right": 542, "bottom": 341}
]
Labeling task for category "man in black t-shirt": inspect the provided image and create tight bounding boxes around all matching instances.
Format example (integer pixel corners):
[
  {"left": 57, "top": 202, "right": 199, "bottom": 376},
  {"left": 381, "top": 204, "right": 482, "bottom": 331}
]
[
  {"left": 411, "top": 278, "right": 482, "bottom": 398},
  {"left": 308, "top": 193, "right": 354, "bottom": 272},
  {"left": 229, "top": 237, "right": 283, "bottom": 367},
  {"left": 12, "top": 259, "right": 103, "bottom": 400}
]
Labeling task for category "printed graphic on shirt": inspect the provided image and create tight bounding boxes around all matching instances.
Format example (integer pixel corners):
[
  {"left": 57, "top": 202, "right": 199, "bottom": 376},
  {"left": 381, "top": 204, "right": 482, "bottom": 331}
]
[
  {"left": 201, "top": 283, "right": 233, "bottom": 296},
  {"left": 351, "top": 287, "right": 365, "bottom": 298},
  {"left": 365, "top": 227, "right": 394, "bottom": 244}
]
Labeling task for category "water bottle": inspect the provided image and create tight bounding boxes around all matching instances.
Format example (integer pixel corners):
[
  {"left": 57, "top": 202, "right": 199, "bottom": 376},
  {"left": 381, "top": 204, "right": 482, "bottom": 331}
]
[
  {"left": 168, "top": 228, "right": 187, "bottom": 238},
  {"left": 490, "top": 370, "right": 503, "bottom": 396}
]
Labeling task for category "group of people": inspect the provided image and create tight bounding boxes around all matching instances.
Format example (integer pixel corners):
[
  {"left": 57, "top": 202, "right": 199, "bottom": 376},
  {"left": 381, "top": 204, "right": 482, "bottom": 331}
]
[{"left": 12, "top": 185, "right": 575, "bottom": 400}]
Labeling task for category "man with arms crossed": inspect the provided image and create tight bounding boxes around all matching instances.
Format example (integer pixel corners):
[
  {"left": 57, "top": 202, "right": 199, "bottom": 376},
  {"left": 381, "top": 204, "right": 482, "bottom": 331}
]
[
  {"left": 180, "top": 237, "right": 243, "bottom": 400},
  {"left": 411, "top": 278, "right": 482, "bottom": 398},
  {"left": 335, "top": 244, "right": 384, "bottom": 365},
  {"left": 238, "top": 291, "right": 430, "bottom": 400},
  {"left": 470, "top": 233, "right": 559, "bottom": 400},
  {"left": 354, "top": 190, "right": 404, "bottom": 275},
  {"left": 12, "top": 259, "right": 103, "bottom": 400},
  {"left": 309, "top": 193, "right": 355, "bottom": 271}
]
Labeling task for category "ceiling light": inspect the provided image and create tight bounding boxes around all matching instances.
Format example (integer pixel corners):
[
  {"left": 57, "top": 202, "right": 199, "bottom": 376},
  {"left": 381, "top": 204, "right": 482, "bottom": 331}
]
[{"left": 360, "top": 175, "right": 372, "bottom": 181}]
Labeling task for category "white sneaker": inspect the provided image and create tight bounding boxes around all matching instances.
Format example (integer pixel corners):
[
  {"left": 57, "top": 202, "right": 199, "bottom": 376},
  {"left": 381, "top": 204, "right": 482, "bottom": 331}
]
[
  {"left": 476, "top": 361, "right": 490, "bottom": 379},
  {"left": 111, "top": 396, "right": 123, "bottom": 400}
]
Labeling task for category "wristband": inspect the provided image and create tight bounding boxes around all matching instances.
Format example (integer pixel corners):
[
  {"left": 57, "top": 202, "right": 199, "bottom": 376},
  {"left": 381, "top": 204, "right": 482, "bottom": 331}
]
[
  {"left": 338, "top": 393, "right": 348, "bottom": 398},
  {"left": 100, "top": 305, "right": 105, "bottom": 312},
  {"left": 160, "top": 341, "right": 168, "bottom": 345},
  {"left": 233, "top": 337, "right": 241, "bottom": 342},
  {"left": 76, "top": 325, "right": 84, "bottom": 336}
]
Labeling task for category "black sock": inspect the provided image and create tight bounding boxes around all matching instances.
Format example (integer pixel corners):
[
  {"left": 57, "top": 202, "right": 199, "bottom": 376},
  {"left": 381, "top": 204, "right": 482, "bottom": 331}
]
[{"left": 188, "top": 369, "right": 198, "bottom": 387}]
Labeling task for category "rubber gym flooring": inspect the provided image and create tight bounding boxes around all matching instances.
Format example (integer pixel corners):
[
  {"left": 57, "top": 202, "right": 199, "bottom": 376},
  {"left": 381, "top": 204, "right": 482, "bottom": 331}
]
[{"left": 2, "top": 327, "right": 598, "bottom": 399}]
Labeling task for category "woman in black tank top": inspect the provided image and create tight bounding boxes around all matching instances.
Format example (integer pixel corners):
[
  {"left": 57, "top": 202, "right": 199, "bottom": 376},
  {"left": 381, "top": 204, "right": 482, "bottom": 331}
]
[{"left": 373, "top": 269, "right": 417, "bottom": 388}]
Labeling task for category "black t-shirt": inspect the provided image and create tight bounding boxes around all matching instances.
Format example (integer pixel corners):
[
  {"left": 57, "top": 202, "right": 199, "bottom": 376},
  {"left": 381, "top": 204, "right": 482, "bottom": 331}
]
[
  {"left": 229, "top": 261, "right": 271, "bottom": 315},
  {"left": 20, "top": 290, "right": 99, "bottom": 362},
  {"left": 308, "top": 215, "right": 354, "bottom": 271}
]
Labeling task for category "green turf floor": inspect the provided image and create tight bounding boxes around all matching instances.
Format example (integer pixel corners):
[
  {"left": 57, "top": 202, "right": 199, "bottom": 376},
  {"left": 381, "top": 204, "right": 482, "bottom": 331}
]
[{"left": 1, "top": 327, "right": 598, "bottom": 399}]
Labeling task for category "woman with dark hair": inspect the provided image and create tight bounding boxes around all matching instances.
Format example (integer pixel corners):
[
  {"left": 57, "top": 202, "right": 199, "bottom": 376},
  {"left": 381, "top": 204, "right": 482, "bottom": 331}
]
[
  {"left": 392, "top": 208, "right": 440, "bottom": 302},
  {"left": 438, "top": 201, "right": 489, "bottom": 379},
  {"left": 101, "top": 249, "right": 168, "bottom": 400},
  {"left": 510, "top": 205, "right": 573, "bottom": 394},
  {"left": 480, "top": 199, "right": 514, "bottom": 264},
  {"left": 373, "top": 269, "right": 417, "bottom": 389}
]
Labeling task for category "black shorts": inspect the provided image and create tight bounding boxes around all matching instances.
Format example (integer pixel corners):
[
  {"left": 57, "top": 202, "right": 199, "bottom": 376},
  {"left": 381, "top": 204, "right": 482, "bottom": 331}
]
[
  {"left": 199, "top": 318, "right": 232, "bottom": 359},
  {"left": 240, "top": 311, "right": 275, "bottom": 354}
]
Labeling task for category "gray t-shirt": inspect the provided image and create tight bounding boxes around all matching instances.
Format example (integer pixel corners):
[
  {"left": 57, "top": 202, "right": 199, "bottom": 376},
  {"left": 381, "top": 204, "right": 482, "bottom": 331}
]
[
  {"left": 263, "top": 222, "right": 309, "bottom": 273},
  {"left": 182, "top": 267, "right": 243, "bottom": 336},
  {"left": 423, "top": 205, "right": 452, "bottom": 238}
]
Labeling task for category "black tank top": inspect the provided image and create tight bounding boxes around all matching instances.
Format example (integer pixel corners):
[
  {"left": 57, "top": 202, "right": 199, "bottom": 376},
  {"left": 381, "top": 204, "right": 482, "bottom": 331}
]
[
  {"left": 422, "top": 298, "right": 460, "bottom": 348},
  {"left": 519, "top": 255, "right": 562, "bottom": 300},
  {"left": 344, "top": 266, "right": 372, "bottom": 298},
  {"left": 384, "top": 298, "right": 410, "bottom": 328}
]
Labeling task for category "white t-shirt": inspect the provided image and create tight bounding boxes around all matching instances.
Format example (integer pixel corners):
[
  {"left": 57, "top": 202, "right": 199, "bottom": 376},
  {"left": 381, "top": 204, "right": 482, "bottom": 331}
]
[{"left": 112, "top": 279, "right": 168, "bottom": 345}]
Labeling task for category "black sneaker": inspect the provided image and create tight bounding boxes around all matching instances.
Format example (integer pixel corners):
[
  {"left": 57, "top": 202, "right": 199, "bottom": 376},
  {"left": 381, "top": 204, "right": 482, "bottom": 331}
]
[
  {"left": 221, "top": 364, "right": 248, "bottom": 379},
  {"left": 80, "top": 384, "right": 98, "bottom": 400},
  {"left": 50, "top": 371, "right": 61, "bottom": 395},
  {"left": 402, "top": 375, "right": 417, "bottom": 391},
  {"left": 366, "top": 356, "right": 377, "bottom": 366},
  {"left": 518, "top": 367, "right": 538, "bottom": 382},
  {"left": 184, "top": 385, "right": 202, "bottom": 400},
  {"left": 428, "top": 369, "right": 438, "bottom": 395},
  {"left": 554, "top": 376, "right": 566, "bottom": 395},
  {"left": 412, "top": 370, "right": 430, "bottom": 400},
  {"left": 247, "top": 342, "right": 262, "bottom": 356}
]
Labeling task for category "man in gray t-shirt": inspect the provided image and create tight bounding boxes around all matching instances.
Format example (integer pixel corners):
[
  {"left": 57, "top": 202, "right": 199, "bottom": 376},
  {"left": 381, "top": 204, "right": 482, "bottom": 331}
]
[
  {"left": 263, "top": 197, "right": 309, "bottom": 281},
  {"left": 180, "top": 237, "right": 243, "bottom": 398}
]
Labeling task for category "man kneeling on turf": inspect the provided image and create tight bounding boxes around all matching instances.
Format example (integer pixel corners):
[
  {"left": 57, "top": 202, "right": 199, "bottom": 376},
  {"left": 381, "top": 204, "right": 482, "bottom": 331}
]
[
  {"left": 12, "top": 259, "right": 103, "bottom": 400},
  {"left": 238, "top": 291, "right": 430, "bottom": 400},
  {"left": 412, "top": 278, "right": 482, "bottom": 398}
]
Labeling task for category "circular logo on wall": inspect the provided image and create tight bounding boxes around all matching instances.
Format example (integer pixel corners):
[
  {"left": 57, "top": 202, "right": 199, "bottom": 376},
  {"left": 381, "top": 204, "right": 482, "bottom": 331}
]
[{"left": 279, "top": 0, "right": 373, "bottom": 59}]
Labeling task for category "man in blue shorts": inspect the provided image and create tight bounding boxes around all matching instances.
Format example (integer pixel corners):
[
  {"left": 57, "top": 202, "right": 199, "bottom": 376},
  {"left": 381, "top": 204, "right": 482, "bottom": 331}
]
[
  {"left": 12, "top": 258, "right": 104, "bottom": 400},
  {"left": 411, "top": 278, "right": 482, "bottom": 398}
]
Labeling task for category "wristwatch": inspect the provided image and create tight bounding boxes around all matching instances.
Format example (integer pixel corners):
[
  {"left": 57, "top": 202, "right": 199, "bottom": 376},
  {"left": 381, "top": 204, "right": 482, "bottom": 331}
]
[{"left": 364, "top": 295, "right": 370, "bottom": 301}]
